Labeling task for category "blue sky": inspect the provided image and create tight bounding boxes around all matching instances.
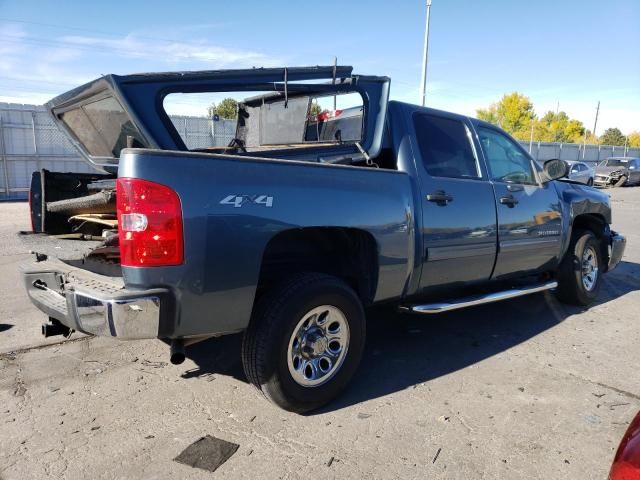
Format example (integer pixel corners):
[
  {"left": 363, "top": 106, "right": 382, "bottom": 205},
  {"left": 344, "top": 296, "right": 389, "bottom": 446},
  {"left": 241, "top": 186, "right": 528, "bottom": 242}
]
[{"left": 0, "top": 0, "right": 638, "bottom": 133}]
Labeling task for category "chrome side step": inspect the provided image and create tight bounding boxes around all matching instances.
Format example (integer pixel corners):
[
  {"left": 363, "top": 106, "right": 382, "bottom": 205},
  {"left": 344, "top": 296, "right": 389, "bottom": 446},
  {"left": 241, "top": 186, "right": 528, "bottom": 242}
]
[{"left": 400, "top": 280, "right": 558, "bottom": 314}]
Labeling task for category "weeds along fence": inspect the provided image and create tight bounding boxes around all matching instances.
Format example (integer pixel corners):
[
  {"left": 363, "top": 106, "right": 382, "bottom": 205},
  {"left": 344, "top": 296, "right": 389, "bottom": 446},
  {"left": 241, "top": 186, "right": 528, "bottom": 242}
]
[{"left": 1, "top": 102, "right": 639, "bottom": 199}]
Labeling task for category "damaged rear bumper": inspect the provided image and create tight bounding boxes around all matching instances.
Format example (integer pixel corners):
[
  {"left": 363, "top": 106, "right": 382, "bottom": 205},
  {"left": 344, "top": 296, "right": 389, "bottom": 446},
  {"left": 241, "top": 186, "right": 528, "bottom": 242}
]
[{"left": 23, "top": 258, "right": 169, "bottom": 339}]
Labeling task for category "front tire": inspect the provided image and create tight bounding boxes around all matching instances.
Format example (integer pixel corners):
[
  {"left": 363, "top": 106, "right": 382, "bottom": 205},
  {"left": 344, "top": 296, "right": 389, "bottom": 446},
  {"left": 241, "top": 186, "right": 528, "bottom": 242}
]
[
  {"left": 242, "top": 273, "right": 366, "bottom": 413},
  {"left": 614, "top": 175, "right": 627, "bottom": 187},
  {"left": 556, "top": 230, "right": 602, "bottom": 306}
]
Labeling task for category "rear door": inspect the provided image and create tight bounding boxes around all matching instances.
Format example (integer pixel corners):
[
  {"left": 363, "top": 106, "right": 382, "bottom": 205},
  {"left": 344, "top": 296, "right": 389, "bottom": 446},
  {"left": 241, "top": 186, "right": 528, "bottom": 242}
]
[
  {"left": 473, "top": 123, "right": 563, "bottom": 278},
  {"left": 408, "top": 109, "right": 498, "bottom": 290}
]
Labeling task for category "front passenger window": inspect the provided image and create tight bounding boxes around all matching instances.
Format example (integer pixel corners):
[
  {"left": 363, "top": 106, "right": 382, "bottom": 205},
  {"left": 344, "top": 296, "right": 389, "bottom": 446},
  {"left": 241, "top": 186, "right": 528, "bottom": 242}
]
[{"left": 477, "top": 126, "right": 536, "bottom": 185}]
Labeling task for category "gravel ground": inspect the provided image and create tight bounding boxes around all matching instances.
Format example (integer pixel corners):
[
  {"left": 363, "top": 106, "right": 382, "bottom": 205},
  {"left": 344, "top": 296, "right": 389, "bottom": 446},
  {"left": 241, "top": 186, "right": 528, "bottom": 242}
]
[{"left": 1, "top": 188, "right": 639, "bottom": 480}]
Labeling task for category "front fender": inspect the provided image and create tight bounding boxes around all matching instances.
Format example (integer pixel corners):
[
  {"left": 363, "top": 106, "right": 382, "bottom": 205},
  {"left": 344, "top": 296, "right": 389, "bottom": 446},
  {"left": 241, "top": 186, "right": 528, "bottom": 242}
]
[{"left": 554, "top": 181, "right": 612, "bottom": 259}]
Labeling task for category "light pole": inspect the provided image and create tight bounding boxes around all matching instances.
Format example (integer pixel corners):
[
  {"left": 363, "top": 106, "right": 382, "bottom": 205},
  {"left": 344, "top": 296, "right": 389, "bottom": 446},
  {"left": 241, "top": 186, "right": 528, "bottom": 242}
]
[{"left": 420, "top": 0, "right": 432, "bottom": 107}]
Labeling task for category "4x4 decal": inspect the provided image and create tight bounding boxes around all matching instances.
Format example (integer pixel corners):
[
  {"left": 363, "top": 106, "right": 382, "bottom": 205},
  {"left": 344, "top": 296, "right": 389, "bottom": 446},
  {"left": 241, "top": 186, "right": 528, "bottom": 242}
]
[{"left": 219, "top": 194, "right": 274, "bottom": 208}]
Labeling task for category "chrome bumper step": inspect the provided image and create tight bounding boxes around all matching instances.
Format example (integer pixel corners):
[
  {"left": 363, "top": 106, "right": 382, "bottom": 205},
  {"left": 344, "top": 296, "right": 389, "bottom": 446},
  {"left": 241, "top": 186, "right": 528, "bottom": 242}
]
[{"left": 400, "top": 280, "right": 558, "bottom": 314}]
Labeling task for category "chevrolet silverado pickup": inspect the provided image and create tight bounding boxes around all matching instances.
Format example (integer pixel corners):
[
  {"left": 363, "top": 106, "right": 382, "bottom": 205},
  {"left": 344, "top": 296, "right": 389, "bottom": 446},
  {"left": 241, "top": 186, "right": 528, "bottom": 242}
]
[{"left": 22, "top": 66, "right": 626, "bottom": 412}]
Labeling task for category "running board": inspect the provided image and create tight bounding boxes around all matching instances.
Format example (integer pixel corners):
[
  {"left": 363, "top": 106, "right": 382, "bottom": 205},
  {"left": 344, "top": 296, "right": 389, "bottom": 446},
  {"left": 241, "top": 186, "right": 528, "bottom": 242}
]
[{"left": 400, "top": 281, "right": 558, "bottom": 314}]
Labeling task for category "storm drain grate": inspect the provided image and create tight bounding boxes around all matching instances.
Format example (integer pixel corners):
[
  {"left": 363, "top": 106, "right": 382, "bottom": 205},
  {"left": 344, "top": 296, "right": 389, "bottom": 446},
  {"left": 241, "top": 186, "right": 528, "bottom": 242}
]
[{"left": 174, "top": 435, "right": 239, "bottom": 473}]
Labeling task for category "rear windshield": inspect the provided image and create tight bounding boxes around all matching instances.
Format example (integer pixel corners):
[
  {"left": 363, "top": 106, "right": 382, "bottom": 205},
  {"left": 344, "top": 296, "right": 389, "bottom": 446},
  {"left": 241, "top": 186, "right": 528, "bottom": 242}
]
[{"left": 59, "top": 95, "right": 147, "bottom": 158}]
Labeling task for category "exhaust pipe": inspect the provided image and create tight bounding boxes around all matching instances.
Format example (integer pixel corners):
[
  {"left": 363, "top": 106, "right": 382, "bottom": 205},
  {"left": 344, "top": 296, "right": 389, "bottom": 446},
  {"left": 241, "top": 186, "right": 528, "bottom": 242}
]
[{"left": 170, "top": 339, "right": 186, "bottom": 365}]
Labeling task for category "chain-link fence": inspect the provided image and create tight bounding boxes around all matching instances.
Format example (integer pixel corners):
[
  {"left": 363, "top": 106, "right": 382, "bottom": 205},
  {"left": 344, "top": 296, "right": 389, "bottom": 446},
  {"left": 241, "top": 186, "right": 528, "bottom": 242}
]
[
  {"left": 0, "top": 103, "right": 238, "bottom": 199},
  {"left": 167, "top": 115, "right": 236, "bottom": 150},
  {"left": 520, "top": 141, "right": 640, "bottom": 166},
  {"left": 0, "top": 103, "right": 95, "bottom": 199},
  {"left": 2, "top": 102, "right": 639, "bottom": 199}
]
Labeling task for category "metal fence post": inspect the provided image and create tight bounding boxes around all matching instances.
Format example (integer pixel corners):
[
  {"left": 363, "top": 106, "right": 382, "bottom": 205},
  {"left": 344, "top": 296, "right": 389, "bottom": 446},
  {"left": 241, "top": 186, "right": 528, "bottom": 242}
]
[
  {"left": 31, "top": 111, "right": 40, "bottom": 171},
  {"left": 0, "top": 116, "right": 10, "bottom": 197}
]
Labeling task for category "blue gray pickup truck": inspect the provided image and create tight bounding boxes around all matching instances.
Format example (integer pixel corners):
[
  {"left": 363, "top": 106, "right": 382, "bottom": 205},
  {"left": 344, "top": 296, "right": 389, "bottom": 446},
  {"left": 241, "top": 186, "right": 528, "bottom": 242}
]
[{"left": 22, "top": 66, "right": 626, "bottom": 412}]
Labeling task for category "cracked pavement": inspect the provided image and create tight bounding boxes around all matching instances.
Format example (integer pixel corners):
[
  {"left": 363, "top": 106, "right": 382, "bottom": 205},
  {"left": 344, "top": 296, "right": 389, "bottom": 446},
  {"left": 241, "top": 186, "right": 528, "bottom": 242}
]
[{"left": 1, "top": 188, "right": 639, "bottom": 479}]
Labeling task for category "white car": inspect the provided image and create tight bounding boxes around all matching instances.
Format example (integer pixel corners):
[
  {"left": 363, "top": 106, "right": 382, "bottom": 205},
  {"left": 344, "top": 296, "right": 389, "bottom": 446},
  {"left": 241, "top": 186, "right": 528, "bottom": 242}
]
[{"left": 565, "top": 161, "right": 595, "bottom": 186}]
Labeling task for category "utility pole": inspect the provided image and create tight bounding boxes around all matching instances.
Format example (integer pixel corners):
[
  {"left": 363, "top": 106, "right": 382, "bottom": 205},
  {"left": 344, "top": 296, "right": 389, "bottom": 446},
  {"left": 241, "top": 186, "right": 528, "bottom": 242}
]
[
  {"left": 420, "top": 0, "right": 432, "bottom": 107},
  {"left": 529, "top": 121, "right": 534, "bottom": 154},
  {"left": 592, "top": 101, "right": 600, "bottom": 139}
]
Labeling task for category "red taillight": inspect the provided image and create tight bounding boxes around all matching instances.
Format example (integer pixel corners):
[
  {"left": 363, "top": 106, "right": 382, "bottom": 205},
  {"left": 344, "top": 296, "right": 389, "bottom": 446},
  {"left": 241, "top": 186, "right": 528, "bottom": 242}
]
[
  {"left": 316, "top": 109, "right": 343, "bottom": 122},
  {"left": 610, "top": 412, "right": 640, "bottom": 480},
  {"left": 116, "top": 178, "right": 183, "bottom": 267}
]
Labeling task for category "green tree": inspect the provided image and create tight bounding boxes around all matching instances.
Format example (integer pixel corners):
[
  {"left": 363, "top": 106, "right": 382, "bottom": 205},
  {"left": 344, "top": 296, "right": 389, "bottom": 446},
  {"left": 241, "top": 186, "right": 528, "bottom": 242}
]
[
  {"left": 309, "top": 101, "right": 322, "bottom": 116},
  {"left": 575, "top": 130, "right": 599, "bottom": 145},
  {"left": 208, "top": 98, "right": 238, "bottom": 119},
  {"left": 627, "top": 131, "right": 640, "bottom": 148},
  {"left": 599, "top": 127, "right": 627, "bottom": 146},
  {"left": 476, "top": 92, "right": 535, "bottom": 140},
  {"left": 534, "top": 111, "right": 585, "bottom": 143}
]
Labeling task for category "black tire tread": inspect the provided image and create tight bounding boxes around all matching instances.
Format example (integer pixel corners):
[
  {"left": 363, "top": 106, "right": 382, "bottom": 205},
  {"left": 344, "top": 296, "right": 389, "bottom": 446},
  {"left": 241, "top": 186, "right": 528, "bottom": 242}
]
[
  {"left": 556, "top": 229, "right": 601, "bottom": 306},
  {"left": 241, "top": 273, "right": 355, "bottom": 410}
]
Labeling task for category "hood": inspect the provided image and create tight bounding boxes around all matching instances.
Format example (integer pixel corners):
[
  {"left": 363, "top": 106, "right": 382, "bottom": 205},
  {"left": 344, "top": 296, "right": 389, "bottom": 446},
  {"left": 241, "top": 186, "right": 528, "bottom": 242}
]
[{"left": 596, "top": 165, "right": 626, "bottom": 175}]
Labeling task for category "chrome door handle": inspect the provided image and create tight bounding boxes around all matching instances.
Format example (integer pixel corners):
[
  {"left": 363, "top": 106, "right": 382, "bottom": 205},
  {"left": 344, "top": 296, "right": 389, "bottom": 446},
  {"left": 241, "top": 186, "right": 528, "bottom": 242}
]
[
  {"left": 426, "top": 191, "right": 453, "bottom": 205},
  {"left": 499, "top": 194, "right": 519, "bottom": 207}
]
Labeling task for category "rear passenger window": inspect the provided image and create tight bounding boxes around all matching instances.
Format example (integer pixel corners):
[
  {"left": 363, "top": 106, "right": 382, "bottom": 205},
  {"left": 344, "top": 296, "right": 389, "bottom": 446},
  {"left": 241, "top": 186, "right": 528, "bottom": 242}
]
[{"left": 413, "top": 113, "right": 480, "bottom": 179}]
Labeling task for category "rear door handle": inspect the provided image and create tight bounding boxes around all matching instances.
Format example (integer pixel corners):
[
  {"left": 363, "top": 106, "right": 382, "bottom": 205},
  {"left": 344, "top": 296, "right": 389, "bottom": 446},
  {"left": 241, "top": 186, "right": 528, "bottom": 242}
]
[
  {"left": 499, "top": 194, "right": 519, "bottom": 207},
  {"left": 426, "top": 191, "right": 453, "bottom": 205}
]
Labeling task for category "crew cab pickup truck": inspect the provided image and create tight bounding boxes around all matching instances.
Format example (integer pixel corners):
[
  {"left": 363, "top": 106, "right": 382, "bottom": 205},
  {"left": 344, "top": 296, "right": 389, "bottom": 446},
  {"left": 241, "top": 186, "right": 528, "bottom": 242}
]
[{"left": 22, "top": 66, "right": 626, "bottom": 412}]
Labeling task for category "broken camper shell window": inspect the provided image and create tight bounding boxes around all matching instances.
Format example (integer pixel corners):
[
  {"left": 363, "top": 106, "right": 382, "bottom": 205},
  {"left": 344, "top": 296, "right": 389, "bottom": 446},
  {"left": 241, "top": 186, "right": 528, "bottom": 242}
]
[
  {"left": 161, "top": 89, "right": 364, "bottom": 152},
  {"left": 59, "top": 95, "right": 147, "bottom": 158}
]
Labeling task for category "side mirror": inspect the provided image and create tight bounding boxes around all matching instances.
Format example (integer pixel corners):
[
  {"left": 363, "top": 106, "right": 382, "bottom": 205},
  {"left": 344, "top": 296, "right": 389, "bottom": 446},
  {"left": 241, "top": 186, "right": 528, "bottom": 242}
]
[{"left": 542, "top": 159, "right": 569, "bottom": 182}]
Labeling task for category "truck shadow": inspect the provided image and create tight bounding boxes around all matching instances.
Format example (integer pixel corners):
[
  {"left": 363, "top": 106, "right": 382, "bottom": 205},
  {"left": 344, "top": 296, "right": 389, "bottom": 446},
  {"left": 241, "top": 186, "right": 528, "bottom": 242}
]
[{"left": 183, "top": 260, "right": 640, "bottom": 414}]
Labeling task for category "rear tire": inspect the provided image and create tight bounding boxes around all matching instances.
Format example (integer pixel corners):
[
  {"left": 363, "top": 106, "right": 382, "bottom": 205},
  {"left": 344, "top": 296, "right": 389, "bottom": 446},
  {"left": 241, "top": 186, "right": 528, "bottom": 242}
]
[
  {"left": 556, "top": 230, "right": 602, "bottom": 306},
  {"left": 242, "top": 273, "right": 366, "bottom": 413},
  {"left": 587, "top": 178, "right": 594, "bottom": 186}
]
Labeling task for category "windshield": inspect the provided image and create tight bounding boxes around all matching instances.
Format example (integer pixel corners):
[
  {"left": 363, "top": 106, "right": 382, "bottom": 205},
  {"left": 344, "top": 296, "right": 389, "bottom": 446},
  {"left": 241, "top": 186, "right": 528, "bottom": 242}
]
[{"left": 601, "top": 158, "right": 629, "bottom": 167}]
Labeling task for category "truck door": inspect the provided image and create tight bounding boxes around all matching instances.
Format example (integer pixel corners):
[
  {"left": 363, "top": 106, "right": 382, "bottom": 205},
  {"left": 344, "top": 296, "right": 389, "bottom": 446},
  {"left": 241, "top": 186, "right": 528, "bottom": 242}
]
[
  {"left": 473, "top": 124, "right": 562, "bottom": 278},
  {"left": 409, "top": 110, "right": 498, "bottom": 290}
]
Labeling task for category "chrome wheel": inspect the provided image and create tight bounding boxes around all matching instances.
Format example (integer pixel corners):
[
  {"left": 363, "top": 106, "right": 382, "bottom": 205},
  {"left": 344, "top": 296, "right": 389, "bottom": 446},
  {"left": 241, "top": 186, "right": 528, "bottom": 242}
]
[
  {"left": 581, "top": 246, "right": 599, "bottom": 291},
  {"left": 287, "top": 305, "right": 350, "bottom": 387}
]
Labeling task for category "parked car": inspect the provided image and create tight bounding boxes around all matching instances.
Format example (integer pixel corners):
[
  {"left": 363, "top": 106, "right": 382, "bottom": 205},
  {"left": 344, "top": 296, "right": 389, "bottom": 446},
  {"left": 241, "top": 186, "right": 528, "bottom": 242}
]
[
  {"left": 594, "top": 157, "right": 640, "bottom": 188},
  {"left": 609, "top": 410, "right": 640, "bottom": 479},
  {"left": 22, "top": 66, "right": 626, "bottom": 412},
  {"left": 565, "top": 161, "right": 595, "bottom": 186}
]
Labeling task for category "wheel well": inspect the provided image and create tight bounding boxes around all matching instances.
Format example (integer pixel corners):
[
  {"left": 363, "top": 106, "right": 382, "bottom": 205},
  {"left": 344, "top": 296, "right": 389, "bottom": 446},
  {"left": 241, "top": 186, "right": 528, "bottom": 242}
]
[
  {"left": 572, "top": 213, "right": 609, "bottom": 262},
  {"left": 256, "top": 227, "right": 379, "bottom": 305}
]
